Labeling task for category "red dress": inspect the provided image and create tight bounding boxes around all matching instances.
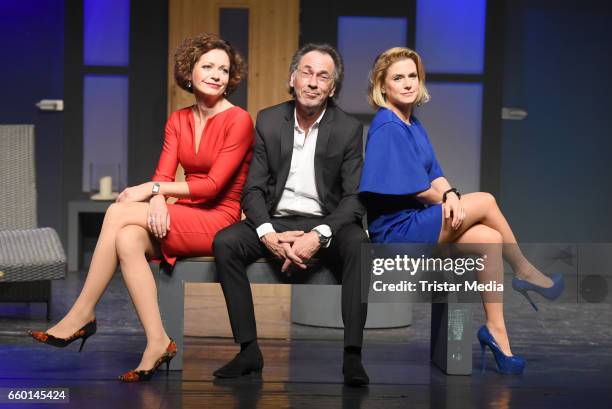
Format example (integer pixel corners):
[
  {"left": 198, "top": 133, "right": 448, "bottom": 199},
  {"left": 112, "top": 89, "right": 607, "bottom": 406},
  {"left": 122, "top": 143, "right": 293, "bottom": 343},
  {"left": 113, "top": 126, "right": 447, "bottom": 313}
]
[{"left": 152, "top": 105, "right": 253, "bottom": 266}]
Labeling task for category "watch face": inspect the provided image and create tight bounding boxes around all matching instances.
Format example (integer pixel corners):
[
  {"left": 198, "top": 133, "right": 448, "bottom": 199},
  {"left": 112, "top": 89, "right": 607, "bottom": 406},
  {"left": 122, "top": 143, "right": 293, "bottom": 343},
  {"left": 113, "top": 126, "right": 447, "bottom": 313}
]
[{"left": 314, "top": 230, "right": 331, "bottom": 245}]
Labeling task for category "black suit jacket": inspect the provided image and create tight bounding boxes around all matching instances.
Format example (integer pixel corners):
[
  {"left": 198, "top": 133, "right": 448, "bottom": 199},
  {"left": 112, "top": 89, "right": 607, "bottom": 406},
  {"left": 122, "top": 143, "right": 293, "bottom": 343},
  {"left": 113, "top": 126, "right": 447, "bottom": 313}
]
[{"left": 241, "top": 100, "right": 365, "bottom": 234}]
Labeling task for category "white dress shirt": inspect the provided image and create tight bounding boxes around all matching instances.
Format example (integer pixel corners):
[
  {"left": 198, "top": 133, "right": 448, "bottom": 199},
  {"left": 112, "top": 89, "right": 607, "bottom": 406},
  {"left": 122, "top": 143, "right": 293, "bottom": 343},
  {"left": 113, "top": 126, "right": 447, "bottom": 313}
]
[{"left": 256, "top": 108, "right": 332, "bottom": 246}]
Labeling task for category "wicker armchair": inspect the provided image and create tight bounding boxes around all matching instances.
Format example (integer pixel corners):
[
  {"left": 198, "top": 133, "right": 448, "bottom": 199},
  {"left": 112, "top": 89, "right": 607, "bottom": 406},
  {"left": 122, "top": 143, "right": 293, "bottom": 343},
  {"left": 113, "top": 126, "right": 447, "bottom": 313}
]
[{"left": 0, "top": 125, "right": 66, "bottom": 319}]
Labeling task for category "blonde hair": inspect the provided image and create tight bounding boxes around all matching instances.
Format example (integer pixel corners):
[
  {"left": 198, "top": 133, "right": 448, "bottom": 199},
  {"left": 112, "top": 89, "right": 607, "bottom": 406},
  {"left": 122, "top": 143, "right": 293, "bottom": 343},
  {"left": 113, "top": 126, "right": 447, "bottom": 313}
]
[{"left": 367, "top": 47, "right": 430, "bottom": 109}]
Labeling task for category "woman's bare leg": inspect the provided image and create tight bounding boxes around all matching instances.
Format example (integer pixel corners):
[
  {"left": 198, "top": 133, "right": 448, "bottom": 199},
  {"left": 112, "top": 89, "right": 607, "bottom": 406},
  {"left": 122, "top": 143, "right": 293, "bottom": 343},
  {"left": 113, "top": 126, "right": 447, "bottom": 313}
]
[
  {"left": 46, "top": 202, "right": 151, "bottom": 338},
  {"left": 453, "top": 224, "right": 513, "bottom": 355},
  {"left": 115, "top": 225, "right": 170, "bottom": 371},
  {"left": 439, "top": 192, "right": 553, "bottom": 288}
]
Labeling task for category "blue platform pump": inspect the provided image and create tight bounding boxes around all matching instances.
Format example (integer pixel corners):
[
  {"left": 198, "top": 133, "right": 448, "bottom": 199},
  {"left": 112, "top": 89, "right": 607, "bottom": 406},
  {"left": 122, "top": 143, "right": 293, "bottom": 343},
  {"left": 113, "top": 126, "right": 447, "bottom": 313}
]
[
  {"left": 477, "top": 325, "right": 525, "bottom": 375},
  {"left": 512, "top": 273, "right": 565, "bottom": 311}
]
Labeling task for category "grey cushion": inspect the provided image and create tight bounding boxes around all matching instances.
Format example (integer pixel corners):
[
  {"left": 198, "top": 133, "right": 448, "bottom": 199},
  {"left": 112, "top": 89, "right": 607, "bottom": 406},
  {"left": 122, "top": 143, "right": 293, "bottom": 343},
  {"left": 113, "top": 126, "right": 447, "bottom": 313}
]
[{"left": 0, "top": 228, "right": 66, "bottom": 282}]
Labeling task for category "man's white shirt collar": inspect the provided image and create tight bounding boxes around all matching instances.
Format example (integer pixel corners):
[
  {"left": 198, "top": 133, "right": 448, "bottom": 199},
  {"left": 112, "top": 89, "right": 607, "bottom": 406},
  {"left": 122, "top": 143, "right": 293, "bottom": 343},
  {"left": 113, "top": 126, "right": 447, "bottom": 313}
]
[{"left": 294, "top": 107, "right": 326, "bottom": 134}]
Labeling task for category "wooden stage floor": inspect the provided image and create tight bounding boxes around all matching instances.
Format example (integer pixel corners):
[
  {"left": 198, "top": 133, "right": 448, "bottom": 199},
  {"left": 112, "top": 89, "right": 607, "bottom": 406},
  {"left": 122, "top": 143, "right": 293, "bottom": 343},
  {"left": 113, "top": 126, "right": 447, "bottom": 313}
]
[{"left": 1, "top": 271, "right": 611, "bottom": 408}]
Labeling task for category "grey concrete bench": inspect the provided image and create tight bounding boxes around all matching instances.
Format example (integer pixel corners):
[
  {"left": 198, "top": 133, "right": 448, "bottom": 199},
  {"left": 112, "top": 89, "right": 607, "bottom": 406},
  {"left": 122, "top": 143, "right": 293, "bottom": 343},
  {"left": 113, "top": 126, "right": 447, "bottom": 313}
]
[{"left": 157, "top": 257, "right": 473, "bottom": 375}]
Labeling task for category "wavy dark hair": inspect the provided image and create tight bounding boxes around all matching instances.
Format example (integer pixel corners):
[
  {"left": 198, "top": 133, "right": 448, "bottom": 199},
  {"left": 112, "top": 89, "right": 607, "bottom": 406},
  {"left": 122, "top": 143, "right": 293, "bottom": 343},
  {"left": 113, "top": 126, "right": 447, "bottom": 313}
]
[{"left": 174, "top": 32, "right": 246, "bottom": 95}]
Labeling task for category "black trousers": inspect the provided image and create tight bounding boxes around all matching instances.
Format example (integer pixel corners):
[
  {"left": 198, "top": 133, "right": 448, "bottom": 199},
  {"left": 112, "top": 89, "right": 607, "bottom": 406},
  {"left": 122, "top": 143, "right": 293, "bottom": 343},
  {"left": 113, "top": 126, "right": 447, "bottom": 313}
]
[{"left": 213, "top": 216, "right": 369, "bottom": 348}]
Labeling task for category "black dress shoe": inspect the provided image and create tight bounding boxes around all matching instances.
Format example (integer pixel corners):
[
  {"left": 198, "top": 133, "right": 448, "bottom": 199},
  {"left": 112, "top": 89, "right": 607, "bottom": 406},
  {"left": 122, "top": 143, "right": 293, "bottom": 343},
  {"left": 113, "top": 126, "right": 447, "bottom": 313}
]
[
  {"left": 343, "top": 353, "right": 370, "bottom": 386},
  {"left": 213, "top": 346, "right": 264, "bottom": 378}
]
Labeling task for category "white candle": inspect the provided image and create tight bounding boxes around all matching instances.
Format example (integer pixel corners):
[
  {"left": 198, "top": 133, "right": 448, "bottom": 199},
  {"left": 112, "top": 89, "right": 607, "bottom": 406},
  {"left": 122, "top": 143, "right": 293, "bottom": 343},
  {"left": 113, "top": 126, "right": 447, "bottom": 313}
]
[{"left": 99, "top": 176, "right": 112, "bottom": 196}]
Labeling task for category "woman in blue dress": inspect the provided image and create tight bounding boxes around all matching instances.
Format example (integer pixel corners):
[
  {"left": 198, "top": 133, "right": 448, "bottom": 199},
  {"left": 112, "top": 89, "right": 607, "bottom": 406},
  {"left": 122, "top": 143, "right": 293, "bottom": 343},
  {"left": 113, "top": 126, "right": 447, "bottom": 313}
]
[{"left": 359, "top": 47, "right": 563, "bottom": 374}]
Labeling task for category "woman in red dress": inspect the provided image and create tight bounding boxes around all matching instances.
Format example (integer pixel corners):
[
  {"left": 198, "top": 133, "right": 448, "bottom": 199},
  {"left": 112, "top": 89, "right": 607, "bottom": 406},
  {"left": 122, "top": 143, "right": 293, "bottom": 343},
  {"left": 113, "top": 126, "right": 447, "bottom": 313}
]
[{"left": 29, "top": 33, "right": 254, "bottom": 381}]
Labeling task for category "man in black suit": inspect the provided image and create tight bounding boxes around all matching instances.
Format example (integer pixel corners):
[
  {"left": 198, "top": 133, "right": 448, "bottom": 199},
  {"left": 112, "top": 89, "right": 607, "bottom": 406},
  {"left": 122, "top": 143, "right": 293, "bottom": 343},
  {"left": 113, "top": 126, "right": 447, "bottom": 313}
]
[{"left": 212, "top": 43, "right": 369, "bottom": 386}]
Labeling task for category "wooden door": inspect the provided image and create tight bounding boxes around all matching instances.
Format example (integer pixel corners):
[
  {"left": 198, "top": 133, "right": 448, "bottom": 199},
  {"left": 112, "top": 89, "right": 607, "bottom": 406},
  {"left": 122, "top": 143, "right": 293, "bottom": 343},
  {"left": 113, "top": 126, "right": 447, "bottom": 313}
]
[
  {"left": 167, "top": 0, "right": 299, "bottom": 118},
  {"left": 167, "top": 0, "right": 299, "bottom": 340}
]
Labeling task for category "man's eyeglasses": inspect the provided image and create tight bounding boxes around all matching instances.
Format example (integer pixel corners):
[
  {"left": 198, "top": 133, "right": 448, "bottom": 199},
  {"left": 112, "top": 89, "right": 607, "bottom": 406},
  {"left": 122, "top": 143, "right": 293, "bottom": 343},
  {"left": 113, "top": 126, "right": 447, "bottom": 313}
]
[{"left": 298, "top": 69, "right": 332, "bottom": 84}]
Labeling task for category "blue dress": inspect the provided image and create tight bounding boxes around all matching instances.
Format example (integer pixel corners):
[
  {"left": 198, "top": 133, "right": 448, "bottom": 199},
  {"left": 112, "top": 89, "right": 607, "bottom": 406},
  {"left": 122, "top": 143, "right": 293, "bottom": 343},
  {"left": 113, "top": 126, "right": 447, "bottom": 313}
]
[{"left": 359, "top": 108, "right": 444, "bottom": 244}]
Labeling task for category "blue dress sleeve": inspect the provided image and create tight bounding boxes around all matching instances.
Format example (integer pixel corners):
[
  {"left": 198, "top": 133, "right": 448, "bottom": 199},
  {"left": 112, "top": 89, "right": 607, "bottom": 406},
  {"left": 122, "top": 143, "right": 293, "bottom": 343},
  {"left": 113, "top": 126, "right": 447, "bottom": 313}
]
[
  {"left": 418, "top": 122, "right": 444, "bottom": 181},
  {"left": 426, "top": 142, "right": 444, "bottom": 181},
  {"left": 359, "top": 122, "right": 431, "bottom": 195}
]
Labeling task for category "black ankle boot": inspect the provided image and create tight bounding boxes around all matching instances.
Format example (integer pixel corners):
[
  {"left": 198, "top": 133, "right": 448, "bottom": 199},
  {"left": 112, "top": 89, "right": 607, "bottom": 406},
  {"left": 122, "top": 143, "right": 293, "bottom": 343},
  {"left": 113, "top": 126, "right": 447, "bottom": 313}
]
[
  {"left": 213, "top": 341, "right": 264, "bottom": 378},
  {"left": 343, "top": 348, "right": 369, "bottom": 386}
]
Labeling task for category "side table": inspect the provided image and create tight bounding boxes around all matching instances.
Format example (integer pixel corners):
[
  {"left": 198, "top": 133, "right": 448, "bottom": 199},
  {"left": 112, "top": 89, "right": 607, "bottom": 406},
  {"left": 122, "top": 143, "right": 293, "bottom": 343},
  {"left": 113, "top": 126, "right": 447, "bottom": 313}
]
[{"left": 67, "top": 200, "right": 113, "bottom": 271}]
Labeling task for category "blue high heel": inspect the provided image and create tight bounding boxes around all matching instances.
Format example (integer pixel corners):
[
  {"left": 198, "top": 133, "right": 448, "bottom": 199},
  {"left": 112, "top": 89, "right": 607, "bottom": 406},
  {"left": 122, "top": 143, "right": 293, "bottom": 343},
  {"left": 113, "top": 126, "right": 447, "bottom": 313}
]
[
  {"left": 477, "top": 325, "right": 525, "bottom": 375},
  {"left": 512, "top": 273, "right": 565, "bottom": 311}
]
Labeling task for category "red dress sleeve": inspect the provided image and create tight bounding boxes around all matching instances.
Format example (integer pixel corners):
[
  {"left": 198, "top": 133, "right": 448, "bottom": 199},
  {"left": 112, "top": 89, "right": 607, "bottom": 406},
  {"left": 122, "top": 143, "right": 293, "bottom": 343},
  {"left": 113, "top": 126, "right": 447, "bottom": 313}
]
[
  {"left": 186, "top": 110, "right": 254, "bottom": 203},
  {"left": 152, "top": 112, "right": 179, "bottom": 182}
]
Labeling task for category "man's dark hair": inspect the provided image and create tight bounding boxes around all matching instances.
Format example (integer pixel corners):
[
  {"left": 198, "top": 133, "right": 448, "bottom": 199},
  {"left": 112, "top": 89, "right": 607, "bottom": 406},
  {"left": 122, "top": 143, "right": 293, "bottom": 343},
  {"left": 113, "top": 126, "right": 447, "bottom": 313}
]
[{"left": 288, "top": 43, "right": 344, "bottom": 100}]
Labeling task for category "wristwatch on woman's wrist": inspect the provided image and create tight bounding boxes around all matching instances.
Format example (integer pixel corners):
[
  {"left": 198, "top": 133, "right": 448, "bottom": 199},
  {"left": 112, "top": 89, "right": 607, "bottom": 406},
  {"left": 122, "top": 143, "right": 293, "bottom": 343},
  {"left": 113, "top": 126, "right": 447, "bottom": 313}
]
[{"left": 442, "top": 188, "right": 460, "bottom": 203}]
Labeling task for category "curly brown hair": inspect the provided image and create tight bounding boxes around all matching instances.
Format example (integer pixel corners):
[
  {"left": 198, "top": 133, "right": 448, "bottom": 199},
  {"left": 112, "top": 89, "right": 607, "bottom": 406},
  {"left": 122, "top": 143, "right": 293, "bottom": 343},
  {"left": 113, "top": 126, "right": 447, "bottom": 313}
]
[{"left": 174, "top": 33, "right": 246, "bottom": 95}]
